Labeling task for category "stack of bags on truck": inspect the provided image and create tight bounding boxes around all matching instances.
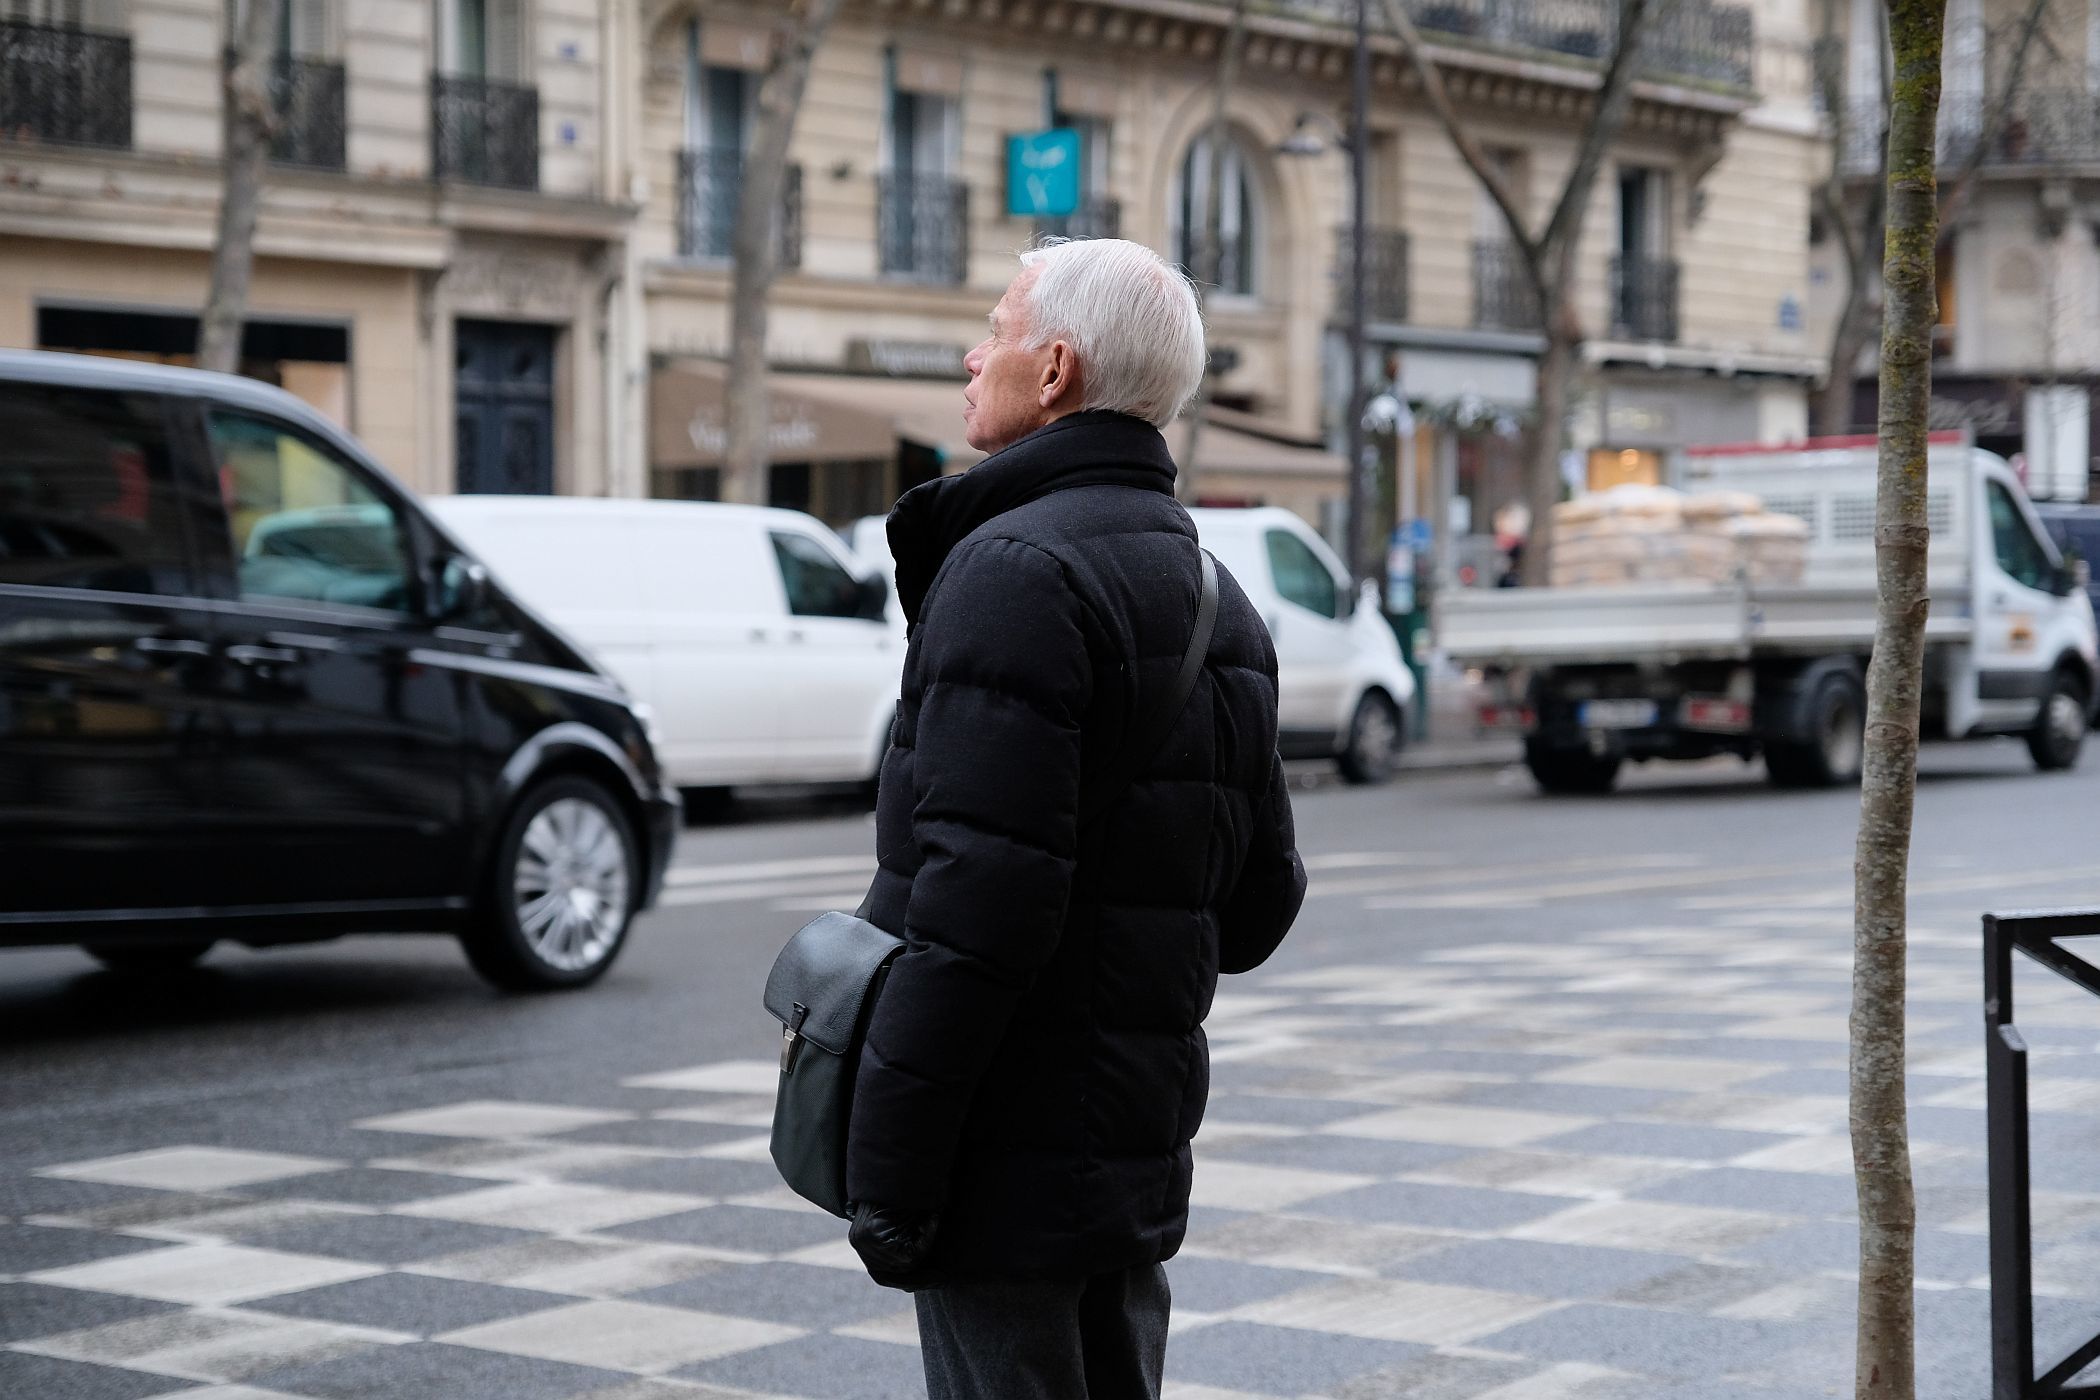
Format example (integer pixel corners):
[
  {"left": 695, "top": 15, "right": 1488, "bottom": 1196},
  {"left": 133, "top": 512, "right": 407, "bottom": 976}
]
[{"left": 1548, "top": 485, "right": 1810, "bottom": 587}]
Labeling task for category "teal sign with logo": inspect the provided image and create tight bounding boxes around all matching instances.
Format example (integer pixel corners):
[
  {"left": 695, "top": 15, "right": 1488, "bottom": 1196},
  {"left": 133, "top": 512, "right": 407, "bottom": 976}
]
[{"left": 1007, "top": 129, "right": 1081, "bottom": 218}]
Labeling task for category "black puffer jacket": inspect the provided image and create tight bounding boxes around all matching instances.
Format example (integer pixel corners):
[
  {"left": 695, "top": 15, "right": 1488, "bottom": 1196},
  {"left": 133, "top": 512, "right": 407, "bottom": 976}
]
[{"left": 846, "top": 410, "right": 1307, "bottom": 1282}]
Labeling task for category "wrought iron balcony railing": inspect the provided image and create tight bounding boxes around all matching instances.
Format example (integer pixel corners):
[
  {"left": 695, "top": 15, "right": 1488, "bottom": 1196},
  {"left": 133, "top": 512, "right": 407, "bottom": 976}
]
[
  {"left": 877, "top": 171, "right": 969, "bottom": 285},
  {"left": 677, "top": 147, "right": 804, "bottom": 268},
  {"left": 1610, "top": 253, "right": 1680, "bottom": 341},
  {"left": 0, "top": 19, "right": 131, "bottom": 150},
  {"left": 1841, "top": 90, "right": 2100, "bottom": 176},
  {"left": 1335, "top": 225, "right": 1410, "bottom": 323},
  {"left": 1038, "top": 196, "right": 1123, "bottom": 243},
  {"left": 1472, "top": 239, "right": 1542, "bottom": 330},
  {"left": 432, "top": 73, "right": 538, "bottom": 191},
  {"left": 264, "top": 55, "right": 345, "bottom": 170}
]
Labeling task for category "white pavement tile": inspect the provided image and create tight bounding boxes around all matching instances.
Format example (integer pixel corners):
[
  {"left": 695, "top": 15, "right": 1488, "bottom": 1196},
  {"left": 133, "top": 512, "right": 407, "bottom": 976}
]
[
  {"left": 654, "top": 1098, "right": 778, "bottom": 1129},
  {"left": 1323, "top": 1104, "right": 1598, "bottom": 1148},
  {"left": 18, "top": 1306, "right": 408, "bottom": 1383},
  {"left": 693, "top": 1134, "right": 776, "bottom": 1163},
  {"left": 1232, "top": 1277, "right": 1561, "bottom": 1345},
  {"left": 370, "top": 1140, "right": 669, "bottom": 1182},
  {"left": 1181, "top": 1214, "right": 1450, "bottom": 1274},
  {"left": 1470, "top": 1362, "right": 1648, "bottom": 1399},
  {"left": 1404, "top": 1150, "right": 1688, "bottom": 1199},
  {"left": 411, "top": 1237, "right": 734, "bottom": 1296},
  {"left": 442, "top": 1299, "right": 802, "bottom": 1372},
  {"left": 832, "top": 1308, "right": 924, "bottom": 1348},
  {"left": 36, "top": 1147, "right": 340, "bottom": 1193},
  {"left": 29, "top": 1242, "right": 382, "bottom": 1306},
  {"left": 623, "top": 1061, "right": 782, "bottom": 1095},
  {"left": 780, "top": 1237, "right": 868, "bottom": 1272},
  {"left": 150, "top": 1389, "right": 320, "bottom": 1400},
  {"left": 398, "top": 1180, "right": 706, "bottom": 1233},
  {"left": 1514, "top": 1200, "right": 1792, "bottom": 1255},
  {"left": 1538, "top": 1055, "right": 1772, "bottom": 1092},
  {"left": 1188, "top": 1162, "right": 1375, "bottom": 1212},
  {"left": 352, "top": 1100, "right": 632, "bottom": 1138}
]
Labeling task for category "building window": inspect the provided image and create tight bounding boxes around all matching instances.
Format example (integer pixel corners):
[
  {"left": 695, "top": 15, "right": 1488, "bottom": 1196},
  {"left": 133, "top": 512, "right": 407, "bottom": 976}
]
[
  {"left": 1176, "top": 133, "right": 1260, "bottom": 298},
  {"left": 878, "top": 53, "right": 967, "bottom": 283},
  {"left": 1041, "top": 72, "right": 1119, "bottom": 241},
  {"left": 446, "top": 0, "right": 525, "bottom": 81}
]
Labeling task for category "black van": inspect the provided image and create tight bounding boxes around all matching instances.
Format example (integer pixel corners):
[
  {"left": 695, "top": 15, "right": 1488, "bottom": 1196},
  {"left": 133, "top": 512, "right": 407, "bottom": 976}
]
[{"left": 0, "top": 351, "right": 679, "bottom": 989}]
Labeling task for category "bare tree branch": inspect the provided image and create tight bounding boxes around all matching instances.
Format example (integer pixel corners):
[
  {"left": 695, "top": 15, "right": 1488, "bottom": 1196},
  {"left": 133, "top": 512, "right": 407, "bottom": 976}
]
[
  {"left": 1537, "top": 0, "right": 1665, "bottom": 276},
  {"left": 198, "top": 0, "right": 282, "bottom": 376},
  {"left": 1179, "top": 0, "right": 1249, "bottom": 498},
  {"left": 1938, "top": 0, "right": 2048, "bottom": 237}
]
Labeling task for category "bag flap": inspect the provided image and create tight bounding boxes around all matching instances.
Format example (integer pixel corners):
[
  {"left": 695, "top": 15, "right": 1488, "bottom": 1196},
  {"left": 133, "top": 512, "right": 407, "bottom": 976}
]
[{"left": 763, "top": 911, "right": 905, "bottom": 1056}]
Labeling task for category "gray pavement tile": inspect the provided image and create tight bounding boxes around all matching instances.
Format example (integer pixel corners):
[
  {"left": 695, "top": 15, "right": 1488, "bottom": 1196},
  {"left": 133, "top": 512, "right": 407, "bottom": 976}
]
[
  {"left": 253, "top": 1340, "right": 629, "bottom": 1400},
  {"left": 223, "top": 1212, "right": 544, "bottom": 1267},
  {"left": 1203, "top": 1094, "right": 1395, "bottom": 1128},
  {"left": 0, "top": 1280, "right": 180, "bottom": 1344},
  {"left": 0, "top": 1175, "right": 160, "bottom": 1220},
  {"left": 1296, "top": 1179, "right": 1577, "bottom": 1232},
  {"left": 1905, "top": 1106, "right": 1989, "bottom": 1148},
  {"left": 247, "top": 1271, "right": 579, "bottom": 1333},
  {"left": 1448, "top": 1081, "right": 1685, "bottom": 1117},
  {"left": 1385, "top": 1238, "right": 1691, "bottom": 1299},
  {"left": 1198, "top": 1133, "right": 1470, "bottom": 1176},
  {"left": 561, "top": 1155, "right": 783, "bottom": 1198},
  {"left": 240, "top": 1169, "right": 497, "bottom": 1209},
  {"left": 542, "top": 1118, "right": 760, "bottom": 1152},
  {"left": 1163, "top": 1254, "right": 1338, "bottom": 1313},
  {"left": 1379, "top": 1049, "right": 1590, "bottom": 1075},
  {"left": 1608, "top": 1261, "right": 1794, "bottom": 1311},
  {"left": 1533, "top": 1121, "right": 1795, "bottom": 1162},
  {"left": 1325, "top": 1349, "right": 1534, "bottom": 1400},
  {"left": 1687, "top": 1037, "right": 1851, "bottom": 1065},
  {"left": 603, "top": 1204, "right": 842, "bottom": 1255},
  {"left": 629, "top": 1261, "right": 896, "bottom": 1329},
  {"left": 1468, "top": 1303, "right": 1847, "bottom": 1381},
  {"left": 672, "top": 1333, "right": 924, "bottom": 1400},
  {"left": 0, "top": 1222, "right": 175, "bottom": 1273},
  {"left": 1165, "top": 1320, "right": 1430, "bottom": 1394},
  {"left": 1633, "top": 1168, "right": 1862, "bottom": 1219},
  {"left": 0, "top": 1350, "right": 186, "bottom": 1400}
]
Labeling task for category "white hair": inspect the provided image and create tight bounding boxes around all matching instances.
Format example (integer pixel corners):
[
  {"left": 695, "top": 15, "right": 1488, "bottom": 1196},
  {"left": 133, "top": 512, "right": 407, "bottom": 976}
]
[{"left": 1015, "top": 237, "right": 1207, "bottom": 429}]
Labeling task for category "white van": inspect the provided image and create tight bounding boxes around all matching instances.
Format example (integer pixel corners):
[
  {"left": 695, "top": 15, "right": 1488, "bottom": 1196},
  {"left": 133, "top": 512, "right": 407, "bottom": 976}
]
[
  {"left": 428, "top": 496, "right": 902, "bottom": 793},
  {"left": 849, "top": 506, "right": 1418, "bottom": 784}
]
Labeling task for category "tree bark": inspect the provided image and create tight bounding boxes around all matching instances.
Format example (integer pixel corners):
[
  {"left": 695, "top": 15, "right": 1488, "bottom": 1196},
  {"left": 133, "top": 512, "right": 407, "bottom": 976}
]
[
  {"left": 722, "top": 0, "right": 845, "bottom": 507},
  {"left": 1177, "top": 0, "right": 1248, "bottom": 502},
  {"left": 1852, "top": 3, "right": 1943, "bottom": 1398},
  {"left": 197, "top": 0, "right": 282, "bottom": 376}
]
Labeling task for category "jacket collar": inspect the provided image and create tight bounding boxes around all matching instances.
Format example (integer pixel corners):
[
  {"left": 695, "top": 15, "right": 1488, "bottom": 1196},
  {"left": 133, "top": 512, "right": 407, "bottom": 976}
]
[{"left": 886, "top": 410, "right": 1176, "bottom": 627}]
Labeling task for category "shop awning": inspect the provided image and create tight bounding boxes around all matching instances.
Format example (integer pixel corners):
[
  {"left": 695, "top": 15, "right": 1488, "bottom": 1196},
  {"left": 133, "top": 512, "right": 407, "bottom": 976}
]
[
  {"left": 781, "top": 372, "right": 986, "bottom": 470},
  {"left": 650, "top": 360, "right": 898, "bottom": 469},
  {"left": 1181, "top": 420, "right": 1347, "bottom": 478}
]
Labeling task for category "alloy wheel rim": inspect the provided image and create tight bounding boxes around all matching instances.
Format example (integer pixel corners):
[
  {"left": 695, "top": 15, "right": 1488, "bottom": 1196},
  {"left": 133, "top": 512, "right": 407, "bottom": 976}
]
[
  {"left": 1357, "top": 703, "right": 1399, "bottom": 771},
  {"left": 2049, "top": 692, "right": 2086, "bottom": 750},
  {"left": 512, "top": 798, "right": 630, "bottom": 972},
  {"left": 1825, "top": 698, "right": 1864, "bottom": 777}
]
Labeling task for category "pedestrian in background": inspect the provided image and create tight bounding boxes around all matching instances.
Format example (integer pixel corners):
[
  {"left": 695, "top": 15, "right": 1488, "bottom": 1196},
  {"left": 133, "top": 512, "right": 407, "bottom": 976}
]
[{"left": 843, "top": 237, "right": 1308, "bottom": 1399}]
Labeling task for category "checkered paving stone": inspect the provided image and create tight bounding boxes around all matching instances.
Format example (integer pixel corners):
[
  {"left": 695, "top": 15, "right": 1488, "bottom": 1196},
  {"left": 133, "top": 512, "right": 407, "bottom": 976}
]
[{"left": 10, "top": 909, "right": 2100, "bottom": 1398}]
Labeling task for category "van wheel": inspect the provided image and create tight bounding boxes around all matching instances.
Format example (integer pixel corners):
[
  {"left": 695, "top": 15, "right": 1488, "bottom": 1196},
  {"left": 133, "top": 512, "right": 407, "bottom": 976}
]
[
  {"left": 1766, "top": 672, "right": 1866, "bottom": 789},
  {"left": 2028, "top": 669, "right": 2088, "bottom": 772},
  {"left": 1524, "top": 739, "right": 1621, "bottom": 795},
  {"left": 1337, "top": 692, "right": 1404, "bottom": 785},
  {"left": 87, "top": 941, "right": 214, "bottom": 973},
  {"left": 462, "top": 776, "right": 638, "bottom": 992}
]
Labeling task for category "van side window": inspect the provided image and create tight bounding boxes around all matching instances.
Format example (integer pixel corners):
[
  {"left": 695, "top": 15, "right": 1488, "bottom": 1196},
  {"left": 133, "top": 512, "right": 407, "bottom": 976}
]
[
  {"left": 1265, "top": 528, "right": 1341, "bottom": 619},
  {"left": 208, "top": 412, "right": 416, "bottom": 615},
  {"left": 771, "top": 530, "right": 863, "bottom": 618},
  {"left": 0, "top": 382, "right": 196, "bottom": 596},
  {"left": 1987, "top": 480, "right": 2056, "bottom": 592}
]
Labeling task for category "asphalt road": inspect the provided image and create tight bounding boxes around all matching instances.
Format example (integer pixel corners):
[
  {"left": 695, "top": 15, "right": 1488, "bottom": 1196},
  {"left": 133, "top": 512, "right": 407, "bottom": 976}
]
[{"left": 4, "top": 738, "right": 2097, "bottom": 1399}]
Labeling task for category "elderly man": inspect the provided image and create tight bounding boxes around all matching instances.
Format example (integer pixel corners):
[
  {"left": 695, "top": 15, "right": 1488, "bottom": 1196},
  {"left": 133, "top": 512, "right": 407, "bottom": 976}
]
[{"left": 845, "top": 237, "right": 1307, "bottom": 1399}]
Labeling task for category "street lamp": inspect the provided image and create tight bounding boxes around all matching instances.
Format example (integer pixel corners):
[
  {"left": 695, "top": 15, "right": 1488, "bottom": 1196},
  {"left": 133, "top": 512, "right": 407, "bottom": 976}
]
[{"left": 1275, "top": 0, "right": 1371, "bottom": 589}]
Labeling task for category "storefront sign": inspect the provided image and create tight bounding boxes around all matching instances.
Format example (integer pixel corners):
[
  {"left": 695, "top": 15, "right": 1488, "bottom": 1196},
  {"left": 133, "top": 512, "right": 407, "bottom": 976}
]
[
  {"left": 1007, "top": 129, "right": 1081, "bottom": 218},
  {"left": 844, "top": 338, "right": 968, "bottom": 377}
]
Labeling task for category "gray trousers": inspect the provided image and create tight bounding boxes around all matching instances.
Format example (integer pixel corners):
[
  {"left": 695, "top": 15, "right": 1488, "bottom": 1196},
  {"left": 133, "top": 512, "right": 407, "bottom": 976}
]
[{"left": 914, "top": 1263, "right": 1170, "bottom": 1400}]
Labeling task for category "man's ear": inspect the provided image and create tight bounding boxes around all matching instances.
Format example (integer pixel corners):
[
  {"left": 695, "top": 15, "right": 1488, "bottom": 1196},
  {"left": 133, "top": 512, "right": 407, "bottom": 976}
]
[{"left": 1040, "top": 340, "right": 1082, "bottom": 411}]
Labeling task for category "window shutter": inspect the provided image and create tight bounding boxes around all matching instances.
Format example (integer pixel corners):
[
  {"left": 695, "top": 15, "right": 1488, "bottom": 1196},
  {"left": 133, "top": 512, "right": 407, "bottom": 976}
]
[
  {"left": 289, "top": 0, "right": 329, "bottom": 58},
  {"left": 486, "top": 0, "right": 524, "bottom": 83}
]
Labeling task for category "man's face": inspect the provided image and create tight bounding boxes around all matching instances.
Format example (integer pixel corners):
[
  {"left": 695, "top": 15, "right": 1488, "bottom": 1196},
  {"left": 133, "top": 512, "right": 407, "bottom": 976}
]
[{"left": 962, "top": 270, "right": 1070, "bottom": 454}]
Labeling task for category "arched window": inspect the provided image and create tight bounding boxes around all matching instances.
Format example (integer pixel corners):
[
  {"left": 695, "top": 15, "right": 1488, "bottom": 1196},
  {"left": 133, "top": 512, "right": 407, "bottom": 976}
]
[{"left": 1176, "top": 134, "right": 1260, "bottom": 298}]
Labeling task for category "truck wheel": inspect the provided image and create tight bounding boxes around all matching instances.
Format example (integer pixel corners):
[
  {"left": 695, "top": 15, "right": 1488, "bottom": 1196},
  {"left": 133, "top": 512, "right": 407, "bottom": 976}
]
[
  {"left": 2028, "top": 669, "right": 2088, "bottom": 772},
  {"left": 1337, "top": 691, "right": 1404, "bottom": 785},
  {"left": 462, "top": 776, "right": 638, "bottom": 992},
  {"left": 1766, "top": 672, "right": 1865, "bottom": 789},
  {"left": 1524, "top": 739, "right": 1621, "bottom": 795}
]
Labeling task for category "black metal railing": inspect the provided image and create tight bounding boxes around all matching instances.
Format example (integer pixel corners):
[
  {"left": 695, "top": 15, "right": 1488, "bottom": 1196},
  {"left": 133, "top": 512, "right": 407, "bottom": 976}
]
[
  {"left": 1257, "top": 0, "right": 1754, "bottom": 88},
  {"left": 1985, "top": 909, "right": 2100, "bottom": 1399},
  {"left": 0, "top": 19, "right": 131, "bottom": 149},
  {"left": 877, "top": 171, "right": 969, "bottom": 285},
  {"left": 1472, "top": 239, "right": 1541, "bottom": 330},
  {"left": 266, "top": 54, "right": 345, "bottom": 170},
  {"left": 677, "top": 146, "right": 803, "bottom": 268},
  {"left": 1336, "top": 225, "right": 1410, "bottom": 323},
  {"left": 1841, "top": 90, "right": 2100, "bottom": 176},
  {"left": 1610, "top": 254, "right": 1680, "bottom": 341},
  {"left": 1038, "top": 195, "right": 1122, "bottom": 242},
  {"left": 432, "top": 73, "right": 538, "bottom": 190}
]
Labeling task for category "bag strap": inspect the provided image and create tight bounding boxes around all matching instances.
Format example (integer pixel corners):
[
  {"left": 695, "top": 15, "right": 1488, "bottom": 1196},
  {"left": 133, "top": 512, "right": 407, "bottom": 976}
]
[{"left": 1078, "top": 549, "right": 1220, "bottom": 829}]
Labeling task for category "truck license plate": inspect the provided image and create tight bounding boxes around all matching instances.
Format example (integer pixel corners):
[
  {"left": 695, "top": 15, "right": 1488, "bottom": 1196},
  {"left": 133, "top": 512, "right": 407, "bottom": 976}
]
[{"left": 1580, "top": 699, "right": 1659, "bottom": 730}]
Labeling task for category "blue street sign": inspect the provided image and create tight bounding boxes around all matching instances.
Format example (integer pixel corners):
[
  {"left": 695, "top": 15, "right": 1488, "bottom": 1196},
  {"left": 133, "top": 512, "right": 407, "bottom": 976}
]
[{"left": 1007, "top": 129, "right": 1081, "bottom": 218}]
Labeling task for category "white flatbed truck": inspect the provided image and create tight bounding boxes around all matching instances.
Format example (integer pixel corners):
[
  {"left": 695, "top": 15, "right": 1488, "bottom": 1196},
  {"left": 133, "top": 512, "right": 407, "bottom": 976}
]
[{"left": 1440, "top": 436, "right": 2099, "bottom": 794}]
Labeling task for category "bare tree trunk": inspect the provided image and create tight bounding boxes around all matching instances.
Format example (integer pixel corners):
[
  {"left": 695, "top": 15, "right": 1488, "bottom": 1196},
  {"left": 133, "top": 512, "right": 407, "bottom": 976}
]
[
  {"left": 1816, "top": 270, "right": 1880, "bottom": 437},
  {"left": 1178, "top": 0, "right": 1248, "bottom": 502},
  {"left": 1526, "top": 317, "right": 1577, "bottom": 585},
  {"left": 723, "top": 0, "right": 845, "bottom": 507},
  {"left": 197, "top": 0, "right": 281, "bottom": 376},
  {"left": 1852, "top": 3, "right": 1943, "bottom": 1397}
]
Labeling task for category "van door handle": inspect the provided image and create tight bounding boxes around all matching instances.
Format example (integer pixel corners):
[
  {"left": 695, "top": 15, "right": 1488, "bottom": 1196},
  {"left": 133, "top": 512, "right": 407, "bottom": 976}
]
[
  {"left": 225, "top": 643, "right": 304, "bottom": 667},
  {"left": 134, "top": 636, "right": 213, "bottom": 659}
]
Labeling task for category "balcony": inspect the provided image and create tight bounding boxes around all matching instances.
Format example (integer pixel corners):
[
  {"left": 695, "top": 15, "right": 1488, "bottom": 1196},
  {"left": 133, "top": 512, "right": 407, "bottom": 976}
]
[
  {"left": 1038, "top": 196, "right": 1123, "bottom": 243},
  {"left": 0, "top": 19, "right": 131, "bottom": 150},
  {"left": 1471, "top": 239, "right": 1542, "bottom": 331},
  {"left": 877, "top": 171, "right": 969, "bottom": 285},
  {"left": 1610, "top": 254, "right": 1680, "bottom": 341},
  {"left": 677, "top": 146, "right": 803, "bottom": 268},
  {"left": 1841, "top": 90, "right": 2100, "bottom": 177},
  {"left": 432, "top": 73, "right": 538, "bottom": 191},
  {"left": 1335, "top": 226, "right": 1410, "bottom": 323},
  {"left": 265, "top": 55, "right": 345, "bottom": 170}
]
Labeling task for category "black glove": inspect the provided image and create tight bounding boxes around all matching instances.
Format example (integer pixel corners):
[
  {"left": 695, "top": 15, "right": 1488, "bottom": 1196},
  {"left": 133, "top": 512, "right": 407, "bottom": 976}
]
[{"left": 849, "top": 1201, "right": 941, "bottom": 1290}]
